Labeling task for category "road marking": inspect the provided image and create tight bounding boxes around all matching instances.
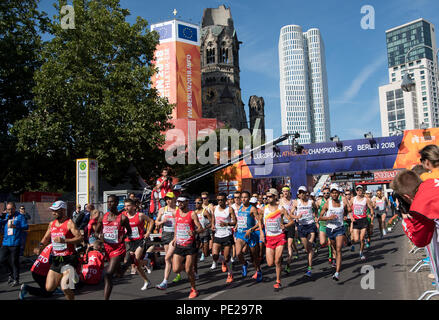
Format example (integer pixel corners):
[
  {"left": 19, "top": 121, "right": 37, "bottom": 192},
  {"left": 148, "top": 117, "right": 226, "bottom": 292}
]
[{"left": 202, "top": 289, "right": 227, "bottom": 300}]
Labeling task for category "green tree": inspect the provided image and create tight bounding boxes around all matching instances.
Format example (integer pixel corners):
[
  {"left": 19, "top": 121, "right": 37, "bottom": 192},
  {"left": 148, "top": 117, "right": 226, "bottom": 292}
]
[
  {"left": 0, "top": 0, "right": 48, "bottom": 192},
  {"left": 13, "top": 0, "right": 173, "bottom": 192}
]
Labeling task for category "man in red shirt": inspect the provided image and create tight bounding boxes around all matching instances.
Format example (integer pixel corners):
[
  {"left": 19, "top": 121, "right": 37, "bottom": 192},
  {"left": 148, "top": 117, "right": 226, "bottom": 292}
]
[{"left": 154, "top": 169, "right": 173, "bottom": 209}]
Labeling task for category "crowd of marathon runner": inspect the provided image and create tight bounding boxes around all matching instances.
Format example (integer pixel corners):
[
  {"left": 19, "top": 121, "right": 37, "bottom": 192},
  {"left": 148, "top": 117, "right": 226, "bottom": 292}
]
[{"left": 16, "top": 179, "right": 400, "bottom": 300}]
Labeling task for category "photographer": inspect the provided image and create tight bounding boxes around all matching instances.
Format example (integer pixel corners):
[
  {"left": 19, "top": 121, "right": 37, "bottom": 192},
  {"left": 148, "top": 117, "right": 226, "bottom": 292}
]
[{"left": 154, "top": 168, "right": 173, "bottom": 209}]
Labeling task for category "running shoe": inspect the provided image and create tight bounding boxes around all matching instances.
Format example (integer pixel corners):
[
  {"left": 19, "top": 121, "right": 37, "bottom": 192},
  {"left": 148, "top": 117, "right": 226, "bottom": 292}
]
[
  {"left": 19, "top": 284, "right": 28, "bottom": 300},
  {"left": 173, "top": 273, "right": 182, "bottom": 283},
  {"left": 332, "top": 260, "right": 336, "bottom": 268},
  {"left": 222, "top": 262, "right": 227, "bottom": 273},
  {"left": 252, "top": 272, "right": 258, "bottom": 280},
  {"left": 350, "top": 245, "right": 355, "bottom": 252},
  {"left": 189, "top": 288, "right": 199, "bottom": 299},
  {"left": 360, "top": 253, "right": 366, "bottom": 261},
  {"left": 226, "top": 273, "right": 233, "bottom": 283},
  {"left": 200, "top": 253, "right": 205, "bottom": 262},
  {"left": 131, "top": 268, "right": 137, "bottom": 275},
  {"left": 292, "top": 254, "right": 299, "bottom": 260},
  {"left": 141, "top": 281, "right": 151, "bottom": 291},
  {"left": 332, "top": 273, "right": 339, "bottom": 281},
  {"left": 365, "top": 241, "right": 370, "bottom": 249},
  {"left": 273, "top": 281, "right": 282, "bottom": 289},
  {"left": 256, "top": 271, "right": 263, "bottom": 283},
  {"left": 54, "top": 288, "right": 64, "bottom": 295},
  {"left": 305, "top": 270, "right": 312, "bottom": 277},
  {"left": 210, "top": 261, "right": 217, "bottom": 270},
  {"left": 383, "top": 229, "right": 387, "bottom": 236},
  {"left": 231, "top": 256, "right": 235, "bottom": 263},
  {"left": 284, "top": 265, "right": 291, "bottom": 274},
  {"left": 156, "top": 281, "right": 168, "bottom": 290},
  {"left": 242, "top": 262, "right": 248, "bottom": 277},
  {"left": 194, "top": 272, "right": 199, "bottom": 280},
  {"left": 10, "top": 280, "right": 20, "bottom": 287}
]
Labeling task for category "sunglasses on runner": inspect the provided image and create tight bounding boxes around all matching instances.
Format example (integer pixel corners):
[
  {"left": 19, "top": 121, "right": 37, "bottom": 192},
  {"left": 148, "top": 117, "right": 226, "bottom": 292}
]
[
  {"left": 266, "top": 195, "right": 274, "bottom": 198},
  {"left": 323, "top": 192, "right": 330, "bottom": 195},
  {"left": 195, "top": 201, "right": 202, "bottom": 204},
  {"left": 217, "top": 198, "right": 225, "bottom": 201}
]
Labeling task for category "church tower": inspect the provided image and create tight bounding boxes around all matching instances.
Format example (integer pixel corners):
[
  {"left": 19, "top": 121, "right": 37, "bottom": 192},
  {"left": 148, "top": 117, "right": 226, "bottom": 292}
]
[{"left": 200, "top": 5, "right": 247, "bottom": 130}]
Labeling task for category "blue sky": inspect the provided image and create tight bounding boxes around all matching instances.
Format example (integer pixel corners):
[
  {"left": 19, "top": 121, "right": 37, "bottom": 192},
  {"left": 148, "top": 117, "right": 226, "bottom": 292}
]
[{"left": 38, "top": 0, "right": 439, "bottom": 140}]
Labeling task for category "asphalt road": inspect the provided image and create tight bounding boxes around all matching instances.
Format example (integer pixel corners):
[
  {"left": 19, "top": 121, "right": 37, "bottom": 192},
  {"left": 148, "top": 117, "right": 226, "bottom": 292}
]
[{"left": 0, "top": 222, "right": 411, "bottom": 301}]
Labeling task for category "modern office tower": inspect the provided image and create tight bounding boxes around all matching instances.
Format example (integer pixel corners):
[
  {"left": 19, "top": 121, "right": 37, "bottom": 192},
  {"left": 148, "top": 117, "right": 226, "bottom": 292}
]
[
  {"left": 279, "top": 25, "right": 331, "bottom": 145},
  {"left": 379, "top": 18, "right": 439, "bottom": 136},
  {"left": 200, "top": 5, "right": 248, "bottom": 130}
]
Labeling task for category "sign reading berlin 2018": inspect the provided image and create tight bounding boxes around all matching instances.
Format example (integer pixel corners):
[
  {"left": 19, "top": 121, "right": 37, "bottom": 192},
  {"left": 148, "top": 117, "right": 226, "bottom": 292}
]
[
  {"left": 76, "top": 158, "right": 98, "bottom": 209},
  {"left": 151, "top": 20, "right": 201, "bottom": 119}
]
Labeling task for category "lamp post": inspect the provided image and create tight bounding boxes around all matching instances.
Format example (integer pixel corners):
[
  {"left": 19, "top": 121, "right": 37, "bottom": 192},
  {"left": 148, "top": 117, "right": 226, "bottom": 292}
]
[{"left": 401, "top": 44, "right": 439, "bottom": 92}]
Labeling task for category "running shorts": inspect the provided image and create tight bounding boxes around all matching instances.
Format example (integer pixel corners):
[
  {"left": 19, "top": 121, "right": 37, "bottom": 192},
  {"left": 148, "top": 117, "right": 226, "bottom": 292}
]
[
  {"left": 353, "top": 217, "right": 369, "bottom": 230},
  {"left": 104, "top": 242, "right": 126, "bottom": 259},
  {"left": 235, "top": 231, "right": 259, "bottom": 248},
  {"left": 285, "top": 225, "right": 296, "bottom": 239},
  {"left": 161, "top": 232, "right": 174, "bottom": 245},
  {"left": 265, "top": 233, "right": 286, "bottom": 249},
  {"left": 197, "top": 231, "right": 211, "bottom": 243},
  {"left": 174, "top": 243, "right": 198, "bottom": 257},
  {"left": 125, "top": 239, "right": 144, "bottom": 253},
  {"left": 213, "top": 235, "right": 234, "bottom": 247},
  {"left": 326, "top": 226, "right": 345, "bottom": 241},
  {"left": 297, "top": 223, "right": 317, "bottom": 239},
  {"left": 50, "top": 255, "right": 78, "bottom": 274},
  {"left": 375, "top": 210, "right": 386, "bottom": 218}
]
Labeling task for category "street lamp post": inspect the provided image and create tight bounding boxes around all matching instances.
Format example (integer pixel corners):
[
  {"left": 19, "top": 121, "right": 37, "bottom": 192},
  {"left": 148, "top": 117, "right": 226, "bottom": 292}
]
[{"left": 401, "top": 44, "right": 439, "bottom": 92}]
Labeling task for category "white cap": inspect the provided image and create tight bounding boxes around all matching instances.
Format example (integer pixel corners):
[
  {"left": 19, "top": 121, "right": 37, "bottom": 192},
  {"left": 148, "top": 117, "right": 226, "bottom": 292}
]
[
  {"left": 356, "top": 185, "right": 364, "bottom": 190},
  {"left": 49, "top": 200, "right": 67, "bottom": 210},
  {"left": 330, "top": 183, "right": 340, "bottom": 192},
  {"left": 176, "top": 197, "right": 188, "bottom": 202},
  {"left": 297, "top": 186, "right": 307, "bottom": 193},
  {"left": 249, "top": 197, "right": 258, "bottom": 204},
  {"left": 310, "top": 192, "right": 315, "bottom": 197}
]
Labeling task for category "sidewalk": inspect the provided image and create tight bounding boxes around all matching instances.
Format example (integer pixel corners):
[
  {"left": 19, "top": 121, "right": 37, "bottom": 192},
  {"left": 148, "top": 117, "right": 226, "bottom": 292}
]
[{"left": 404, "top": 233, "right": 438, "bottom": 300}]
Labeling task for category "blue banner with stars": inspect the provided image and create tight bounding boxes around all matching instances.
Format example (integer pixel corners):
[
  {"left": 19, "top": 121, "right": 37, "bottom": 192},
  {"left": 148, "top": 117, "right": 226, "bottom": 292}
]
[{"left": 178, "top": 24, "right": 197, "bottom": 42}]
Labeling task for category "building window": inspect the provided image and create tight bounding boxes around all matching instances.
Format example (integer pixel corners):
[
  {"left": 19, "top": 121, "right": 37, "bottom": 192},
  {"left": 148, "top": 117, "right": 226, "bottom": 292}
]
[
  {"left": 386, "top": 91, "right": 395, "bottom": 101},
  {"left": 206, "top": 48, "right": 215, "bottom": 64},
  {"left": 219, "top": 48, "right": 229, "bottom": 63},
  {"left": 395, "top": 89, "right": 403, "bottom": 99},
  {"left": 388, "top": 111, "right": 396, "bottom": 122}
]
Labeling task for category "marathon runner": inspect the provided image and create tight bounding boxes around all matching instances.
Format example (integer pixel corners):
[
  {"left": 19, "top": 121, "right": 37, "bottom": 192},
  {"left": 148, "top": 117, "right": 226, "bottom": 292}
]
[
  {"left": 170, "top": 196, "right": 203, "bottom": 299},
  {"left": 235, "top": 191, "right": 263, "bottom": 282},
  {"left": 231, "top": 191, "right": 242, "bottom": 263},
  {"left": 194, "top": 197, "right": 212, "bottom": 278},
  {"left": 365, "top": 190, "right": 374, "bottom": 248},
  {"left": 349, "top": 186, "right": 374, "bottom": 261},
  {"left": 201, "top": 192, "right": 214, "bottom": 261},
  {"left": 316, "top": 186, "right": 333, "bottom": 263},
  {"left": 123, "top": 198, "right": 154, "bottom": 290},
  {"left": 155, "top": 192, "right": 177, "bottom": 290},
  {"left": 279, "top": 186, "right": 298, "bottom": 274},
  {"left": 38, "top": 201, "right": 83, "bottom": 300},
  {"left": 344, "top": 189, "right": 354, "bottom": 250},
  {"left": 95, "top": 194, "right": 132, "bottom": 300},
  {"left": 262, "top": 188, "right": 294, "bottom": 290},
  {"left": 290, "top": 186, "right": 318, "bottom": 277},
  {"left": 254, "top": 195, "right": 267, "bottom": 265},
  {"left": 372, "top": 188, "right": 389, "bottom": 238},
  {"left": 211, "top": 193, "right": 237, "bottom": 284},
  {"left": 319, "top": 184, "right": 349, "bottom": 281}
]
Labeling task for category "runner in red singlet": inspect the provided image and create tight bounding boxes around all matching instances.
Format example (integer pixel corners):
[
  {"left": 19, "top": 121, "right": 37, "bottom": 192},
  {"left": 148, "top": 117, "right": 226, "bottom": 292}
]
[
  {"left": 95, "top": 194, "right": 132, "bottom": 300},
  {"left": 122, "top": 198, "right": 154, "bottom": 290},
  {"left": 38, "top": 201, "right": 83, "bottom": 300},
  {"left": 79, "top": 240, "right": 105, "bottom": 285},
  {"left": 170, "top": 196, "right": 203, "bottom": 299}
]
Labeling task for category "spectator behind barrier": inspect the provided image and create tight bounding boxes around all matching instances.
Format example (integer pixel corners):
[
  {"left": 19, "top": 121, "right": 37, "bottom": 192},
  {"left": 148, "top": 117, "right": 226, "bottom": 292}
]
[
  {"left": 419, "top": 144, "right": 439, "bottom": 180},
  {"left": 390, "top": 169, "right": 439, "bottom": 247}
]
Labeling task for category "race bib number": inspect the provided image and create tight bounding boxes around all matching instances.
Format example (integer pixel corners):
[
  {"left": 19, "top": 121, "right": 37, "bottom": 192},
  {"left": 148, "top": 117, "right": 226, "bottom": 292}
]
[
  {"left": 7, "top": 228, "right": 13, "bottom": 236},
  {"left": 52, "top": 235, "right": 67, "bottom": 251},
  {"left": 129, "top": 227, "right": 139, "bottom": 239},
  {"left": 176, "top": 224, "right": 191, "bottom": 245},
  {"left": 266, "top": 219, "right": 280, "bottom": 233},
  {"left": 103, "top": 225, "right": 118, "bottom": 244},
  {"left": 237, "top": 215, "right": 247, "bottom": 230}
]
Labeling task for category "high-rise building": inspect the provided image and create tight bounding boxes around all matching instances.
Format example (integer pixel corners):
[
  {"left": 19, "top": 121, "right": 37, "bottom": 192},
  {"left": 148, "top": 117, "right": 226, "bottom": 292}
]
[
  {"left": 200, "top": 5, "right": 247, "bottom": 130},
  {"left": 379, "top": 18, "right": 439, "bottom": 136},
  {"left": 279, "top": 25, "right": 331, "bottom": 145}
]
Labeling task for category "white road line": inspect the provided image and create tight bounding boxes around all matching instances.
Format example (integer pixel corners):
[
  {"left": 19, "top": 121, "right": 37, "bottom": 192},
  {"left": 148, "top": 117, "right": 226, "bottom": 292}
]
[{"left": 202, "top": 289, "right": 227, "bottom": 300}]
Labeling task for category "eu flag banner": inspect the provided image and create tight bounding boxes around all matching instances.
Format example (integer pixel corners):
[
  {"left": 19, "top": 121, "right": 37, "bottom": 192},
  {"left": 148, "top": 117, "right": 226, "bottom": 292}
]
[
  {"left": 178, "top": 24, "right": 197, "bottom": 42},
  {"left": 153, "top": 24, "right": 173, "bottom": 41}
]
